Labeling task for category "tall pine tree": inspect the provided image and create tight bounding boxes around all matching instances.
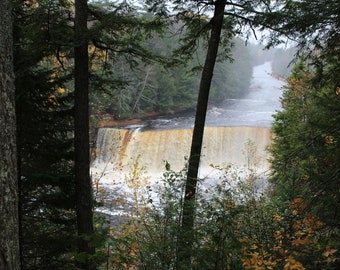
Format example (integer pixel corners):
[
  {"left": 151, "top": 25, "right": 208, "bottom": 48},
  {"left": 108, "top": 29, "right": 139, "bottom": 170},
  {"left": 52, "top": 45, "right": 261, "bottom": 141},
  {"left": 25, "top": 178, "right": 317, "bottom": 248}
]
[
  {"left": 13, "top": 1, "right": 77, "bottom": 269},
  {"left": 0, "top": 0, "right": 20, "bottom": 268}
]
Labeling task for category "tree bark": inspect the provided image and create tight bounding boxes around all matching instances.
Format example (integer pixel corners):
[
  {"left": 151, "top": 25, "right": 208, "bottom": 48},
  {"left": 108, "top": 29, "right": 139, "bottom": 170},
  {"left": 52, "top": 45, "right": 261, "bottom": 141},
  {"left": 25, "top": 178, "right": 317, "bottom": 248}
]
[
  {"left": 0, "top": 0, "right": 20, "bottom": 269},
  {"left": 74, "top": 0, "right": 95, "bottom": 268},
  {"left": 178, "top": 0, "right": 226, "bottom": 268}
]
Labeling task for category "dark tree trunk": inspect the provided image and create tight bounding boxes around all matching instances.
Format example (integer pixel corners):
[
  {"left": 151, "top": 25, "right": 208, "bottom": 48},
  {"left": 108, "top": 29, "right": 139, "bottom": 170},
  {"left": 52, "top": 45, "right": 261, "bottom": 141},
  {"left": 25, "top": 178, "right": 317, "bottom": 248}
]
[
  {"left": 0, "top": 0, "right": 20, "bottom": 269},
  {"left": 178, "top": 0, "right": 226, "bottom": 268},
  {"left": 74, "top": 0, "right": 95, "bottom": 268}
]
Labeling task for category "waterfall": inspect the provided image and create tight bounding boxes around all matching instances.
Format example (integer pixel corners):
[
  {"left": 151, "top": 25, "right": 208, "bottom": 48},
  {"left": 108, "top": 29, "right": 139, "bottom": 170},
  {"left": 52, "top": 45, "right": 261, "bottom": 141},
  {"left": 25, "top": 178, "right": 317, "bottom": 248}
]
[
  {"left": 91, "top": 126, "right": 272, "bottom": 184},
  {"left": 91, "top": 62, "right": 284, "bottom": 186}
]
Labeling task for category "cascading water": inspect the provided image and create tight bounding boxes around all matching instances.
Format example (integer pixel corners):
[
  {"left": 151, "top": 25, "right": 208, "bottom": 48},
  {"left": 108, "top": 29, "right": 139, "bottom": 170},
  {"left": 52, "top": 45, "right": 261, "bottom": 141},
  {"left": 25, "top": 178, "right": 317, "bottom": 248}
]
[
  {"left": 91, "top": 126, "right": 272, "bottom": 181},
  {"left": 91, "top": 62, "right": 285, "bottom": 217}
]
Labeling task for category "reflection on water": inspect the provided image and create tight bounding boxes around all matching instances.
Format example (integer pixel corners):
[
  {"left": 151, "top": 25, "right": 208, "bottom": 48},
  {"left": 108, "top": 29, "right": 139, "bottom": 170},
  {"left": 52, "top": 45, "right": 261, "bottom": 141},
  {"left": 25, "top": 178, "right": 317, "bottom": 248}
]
[{"left": 133, "top": 61, "right": 284, "bottom": 130}]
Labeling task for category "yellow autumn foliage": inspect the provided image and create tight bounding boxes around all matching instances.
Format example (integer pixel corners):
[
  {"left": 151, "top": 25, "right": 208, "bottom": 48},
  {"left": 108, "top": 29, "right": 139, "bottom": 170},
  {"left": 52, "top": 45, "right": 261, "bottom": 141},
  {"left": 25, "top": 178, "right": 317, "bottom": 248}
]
[
  {"left": 283, "top": 256, "right": 306, "bottom": 270},
  {"left": 240, "top": 197, "right": 334, "bottom": 269}
]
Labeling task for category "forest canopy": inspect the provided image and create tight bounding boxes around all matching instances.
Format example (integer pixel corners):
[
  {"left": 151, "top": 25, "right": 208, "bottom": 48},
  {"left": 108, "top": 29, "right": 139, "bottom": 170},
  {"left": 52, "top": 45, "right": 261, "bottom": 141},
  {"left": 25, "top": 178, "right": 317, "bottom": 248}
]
[{"left": 1, "top": 0, "right": 339, "bottom": 269}]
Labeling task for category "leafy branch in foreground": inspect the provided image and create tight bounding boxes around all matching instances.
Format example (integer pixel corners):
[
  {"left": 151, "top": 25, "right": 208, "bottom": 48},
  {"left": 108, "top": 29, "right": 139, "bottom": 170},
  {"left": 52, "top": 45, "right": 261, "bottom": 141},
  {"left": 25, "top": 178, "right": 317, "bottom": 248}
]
[{"left": 102, "top": 142, "right": 338, "bottom": 269}]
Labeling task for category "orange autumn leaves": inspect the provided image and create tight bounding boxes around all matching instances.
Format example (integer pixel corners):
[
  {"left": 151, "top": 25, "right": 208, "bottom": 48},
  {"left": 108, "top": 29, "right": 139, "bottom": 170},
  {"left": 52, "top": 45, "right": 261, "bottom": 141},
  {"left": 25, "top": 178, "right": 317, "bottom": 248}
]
[{"left": 241, "top": 198, "right": 335, "bottom": 269}]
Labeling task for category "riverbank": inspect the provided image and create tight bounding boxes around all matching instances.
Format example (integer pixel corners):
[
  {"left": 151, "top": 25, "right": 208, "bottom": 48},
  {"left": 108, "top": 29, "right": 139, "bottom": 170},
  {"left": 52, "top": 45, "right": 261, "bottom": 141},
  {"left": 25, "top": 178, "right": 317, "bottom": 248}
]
[{"left": 95, "top": 108, "right": 196, "bottom": 128}]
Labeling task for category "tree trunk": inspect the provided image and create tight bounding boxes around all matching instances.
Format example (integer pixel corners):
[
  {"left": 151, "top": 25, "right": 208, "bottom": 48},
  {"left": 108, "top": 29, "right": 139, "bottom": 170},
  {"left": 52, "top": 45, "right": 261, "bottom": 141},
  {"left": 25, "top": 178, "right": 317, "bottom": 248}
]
[
  {"left": 178, "top": 0, "right": 226, "bottom": 268},
  {"left": 74, "top": 0, "right": 95, "bottom": 268},
  {"left": 0, "top": 0, "right": 20, "bottom": 269}
]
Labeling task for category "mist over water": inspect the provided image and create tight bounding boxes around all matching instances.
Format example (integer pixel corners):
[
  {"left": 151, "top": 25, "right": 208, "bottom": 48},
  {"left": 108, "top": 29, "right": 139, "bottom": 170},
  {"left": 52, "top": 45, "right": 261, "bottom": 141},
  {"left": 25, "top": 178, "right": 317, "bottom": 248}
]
[
  {"left": 139, "top": 61, "right": 284, "bottom": 130},
  {"left": 91, "top": 62, "right": 285, "bottom": 214}
]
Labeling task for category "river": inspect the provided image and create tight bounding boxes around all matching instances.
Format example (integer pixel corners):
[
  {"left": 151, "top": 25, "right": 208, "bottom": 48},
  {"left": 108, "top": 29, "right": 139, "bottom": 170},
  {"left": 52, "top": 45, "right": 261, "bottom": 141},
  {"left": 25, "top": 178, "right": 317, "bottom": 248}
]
[
  {"left": 133, "top": 61, "right": 283, "bottom": 130},
  {"left": 91, "top": 62, "right": 285, "bottom": 218}
]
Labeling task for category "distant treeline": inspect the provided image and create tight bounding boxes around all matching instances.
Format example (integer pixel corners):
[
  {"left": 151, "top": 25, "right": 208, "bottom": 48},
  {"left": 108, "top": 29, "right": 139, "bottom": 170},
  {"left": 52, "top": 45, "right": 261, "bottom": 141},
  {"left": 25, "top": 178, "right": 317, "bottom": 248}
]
[
  {"left": 90, "top": 37, "right": 273, "bottom": 120},
  {"left": 90, "top": 22, "right": 295, "bottom": 121},
  {"left": 271, "top": 47, "right": 296, "bottom": 77}
]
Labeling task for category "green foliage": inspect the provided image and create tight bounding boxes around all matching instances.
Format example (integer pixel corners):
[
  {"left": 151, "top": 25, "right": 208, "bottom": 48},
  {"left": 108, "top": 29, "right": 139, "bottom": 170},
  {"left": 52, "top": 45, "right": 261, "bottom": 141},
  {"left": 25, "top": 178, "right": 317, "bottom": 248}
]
[
  {"left": 13, "top": 5, "right": 170, "bottom": 268},
  {"left": 87, "top": 1, "right": 170, "bottom": 120},
  {"left": 13, "top": 1, "right": 340, "bottom": 269},
  {"left": 104, "top": 162, "right": 262, "bottom": 269},
  {"left": 89, "top": 1, "right": 166, "bottom": 63},
  {"left": 135, "top": 166, "right": 187, "bottom": 269},
  {"left": 269, "top": 57, "right": 340, "bottom": 268},
  {"left": 211, "top": 39, "right": 253, "bottom": 100},
  {"left": 99, "top": 134, "right": 339, "bottom": 269},
  {"left": 249, "top": 0, "right": 340, "bottom": 72},
  {"left": 90, "top": 35, "right": 255, "bottom": 120},
  {"left": 13, "top": 1, "right": 78, "bottom": 268},
  {"left": 13, "top": 4, "right": 170, "bottom": 267},
  {"left": 71, "top": 215, "right": 109, "bottom": 269},
  {"left": 16, "top": 65, "right": 77, "bottom": 269},
  {"left": 13, "top": 0, "right": 110, "bottom": 268},
  {"left": 87, "top": 1, "right": 257, "bottom": 121}
]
